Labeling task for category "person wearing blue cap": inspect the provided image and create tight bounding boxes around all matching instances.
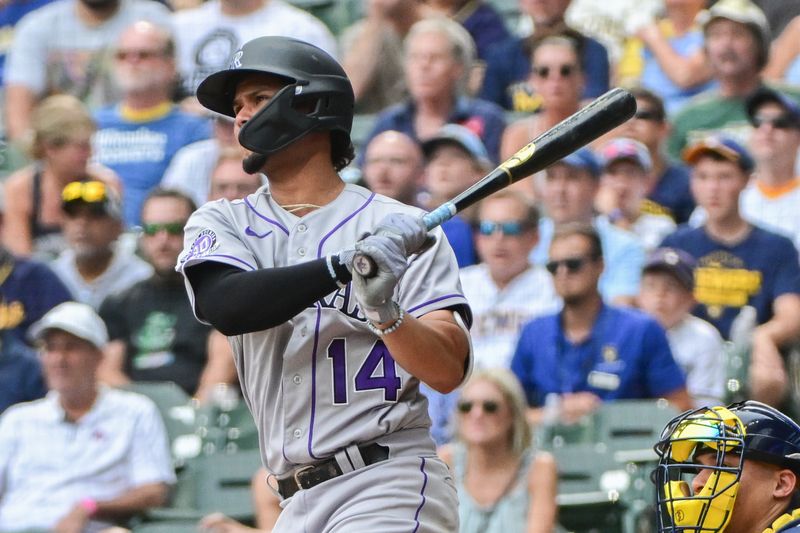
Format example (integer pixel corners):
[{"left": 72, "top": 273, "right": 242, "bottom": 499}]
[
  {"left": 661, "top": 135, "right": 800, "bottom": 408},
  {"left": 531, "top": 147, "right": 646, "bottom": 306}
]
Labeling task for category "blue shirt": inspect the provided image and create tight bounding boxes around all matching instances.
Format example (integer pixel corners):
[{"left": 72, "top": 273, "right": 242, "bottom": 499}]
[
  {"left": 442, "top": 215, "right": 477, "bottom": 268},
  {"left": 531, "top": 217, "right": 645, "bottom": 301},
  {"left": 93, "top": 105, "right": 212, "bottom": 226},
  {"left": 511, "top": 304, "right": 686, "bottom": 407},
  {"left": 362, "top": 96, "right": 507, "bottom": 165},
  {"left": 646, "top": 163, "right": 695, "bottom": 224},
  {"left": 661, "top": 225, "right": 800, "bottom": 339},
  {"left": 480, "top": 33, "right": 610, "bottom": 110},
  {"left": 462, "top": 3, "right": 510, "bottom": 60},
  {"left": 0, "top": 333, "right": 45, "bottom": 414}
]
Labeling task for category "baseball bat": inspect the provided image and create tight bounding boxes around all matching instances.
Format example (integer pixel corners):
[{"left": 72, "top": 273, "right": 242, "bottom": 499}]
[{"left": 353, "top": 87, "right": 637, "bottom": 277}]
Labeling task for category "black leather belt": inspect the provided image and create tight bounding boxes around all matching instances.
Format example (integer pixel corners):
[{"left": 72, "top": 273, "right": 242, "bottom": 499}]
[{"left": 277, "top": 443, "right": 389, "bottom": 499}]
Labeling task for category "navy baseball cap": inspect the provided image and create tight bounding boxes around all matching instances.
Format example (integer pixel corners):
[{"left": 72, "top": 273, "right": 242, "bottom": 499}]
[
  {"left": 643, "top": 247, "right": 697, "bottom": 291},
  {"left": 554, "top": 147, "right": 601, "bottom": 178},
  {"left": 61, "top": 180, "right": 122, "bottom": 220},
  {"left": 745, "top": 86, "right": 800, "bottom": 128},
  {"left": 421, "top": 123, "right": 492, "bottom": 170},
  {"left": 682, "top": 136, "right": 755, "bottom": 173}
]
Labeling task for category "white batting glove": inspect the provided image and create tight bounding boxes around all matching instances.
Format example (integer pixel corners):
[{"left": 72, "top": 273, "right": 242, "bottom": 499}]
[
  {"left": 372, "top": 213, "right": 430, "bottom": 257},
  {"left": 351, "top": 235, "right": 408, "bottom": 323}
]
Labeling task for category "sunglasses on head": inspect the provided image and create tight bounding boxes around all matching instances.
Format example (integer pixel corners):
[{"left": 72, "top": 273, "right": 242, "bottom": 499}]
[
  {"left": 752, "top": 113, "right": 799, "bottom": 130},
  {"left": 141, "top": 222, "right": 185, "bottom": 236},
  {"left": 477, "top": 220, "right": 528, "bottom": 237},
  {"left": 457, "top": 399, "right": 500, "bottom": 415},
  {"left": 634, "top": 109, "right": 663, "bottom": 122},
  {"left": 545, "top": 255, "right": 595, "bottom": 275},
  {"left": 62, "top": 181, "right": 109, "bottom": 204},
  {"left": 534, "top": 64, "right": 576, "bottom": 79}
]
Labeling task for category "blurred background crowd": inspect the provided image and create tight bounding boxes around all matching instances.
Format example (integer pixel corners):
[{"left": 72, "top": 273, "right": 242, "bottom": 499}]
[{"left": 3, "top": 0, "right": 800, "bottom": 531}]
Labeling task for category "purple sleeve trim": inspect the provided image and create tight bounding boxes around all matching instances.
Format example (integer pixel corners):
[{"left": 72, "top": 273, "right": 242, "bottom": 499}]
[
  {"left": 185, "top": 254, "right": 257, "bottom": 271},
  {"left": 412, "top": 456, "right": 429, "bottom": 533},
  {"left": 244, "top": 197, "right": 290, "bottom": 235},
  {"left": 317, "top": 192, "right": 376, "bottom": 257},
  {"left": 407, "top": 294, "right": 465, "bottom": 314}
]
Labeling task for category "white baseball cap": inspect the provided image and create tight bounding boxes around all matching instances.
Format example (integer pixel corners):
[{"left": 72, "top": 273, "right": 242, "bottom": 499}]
[{"left": 28, "top": 301, "right": 109, "bottom": 349}]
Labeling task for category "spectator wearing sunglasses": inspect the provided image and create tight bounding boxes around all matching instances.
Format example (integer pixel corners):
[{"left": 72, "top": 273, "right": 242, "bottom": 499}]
[
  {"left": 596, "top": 137, "right": 676, "bottom": 251},
  {"left": 98, "top": 189, "right": 237, "bottom": 402},
  {"left": 438, "top": 368, "right": 558, "bottom": 533},
  {"left": 661, "top": 135, "right": 800, "bottom": 408},
  {"left": 738, "top": 87, "right": 800, "bottom": 250},
  {"left": 531, "top": 147, "right": 646, "bottom": 306},
  {"left": 512, "top": 223, "right": 691, "bottom": 425},
  {"left": 50, "top": 180, "right": 152, "bottom": 311}
]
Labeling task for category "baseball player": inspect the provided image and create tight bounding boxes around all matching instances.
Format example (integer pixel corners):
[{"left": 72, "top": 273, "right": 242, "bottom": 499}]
[
  {"left": 653, "top": 400, "right": 800, "bottom": 533},
  {"left": 176, "top": 36, "right": 471, "bottom": 532}
]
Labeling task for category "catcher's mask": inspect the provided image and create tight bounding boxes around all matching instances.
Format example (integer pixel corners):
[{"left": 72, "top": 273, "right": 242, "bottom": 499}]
[
  {"left": 652, "top": 401, "right": 800, "bottom": 533},
  {"left": 196, "top": 36, "right": 354, "bottom": 157}
]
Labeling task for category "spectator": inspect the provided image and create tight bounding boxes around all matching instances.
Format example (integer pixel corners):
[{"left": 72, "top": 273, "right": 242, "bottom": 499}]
[
  {"left": 666, "top": 0, "right": 800, "bottom": 160},
  {"left": 361, "top": 130, "right": 424, "bottom": 206},
  {"left": 422, "top": 123, "right": 490, "bottom": 267},
  {"left": 438, "top": 368, "right": 558, "bottom": 533},
  {"left": 207, "top": 147, "right": 265, "bottom": 202},
  {"left": 740, "top": 86, "right": 800, "bottom": 250},
  {"left": 501, "top": 35, "right": 584, "bottom": 161},
  {"left": 763, "top": 14, "right": 800, "bottom": 85},
  {"left": 363, "top": 17, "right": 506, "bottom": 164},
  {"left": 662, "top": 136, "right": 800, "bottom": 407},
  {"left": 161, "top": 113, "right": 241, "bottom": 208},
  {"left": 99, "top": 189, "right": 236, "bottom": 401},
  {"left": 92, "top": 21, "right": 212, "bottom": 227},
  {"left": 339, "top": 0, "right": 421, "bottom": 113},
  {"left": 198, "top": 467, "right": 282, "bottom": 532},
  {"left": 421, "top": 0, "right": 510, "bottom": 61},
  {"left": 512, "top": 223, "right": 691, "bottom": 424},
  {"left": 173, "top": 0, "right": 337, "bottom": 96},
  {"left": 0, "top": 330, "right": 46, "bottom": 414},
  {"left": 613, "top": 88, "right": 695, "bottom": 224},
  {"left": 51, "top": 180, "right": 153, "bottom": 310},
  {"left": 480, "top": 0, "right": 610, "bottom": 111},
  {"left": 3, "top": 0, "right": 170, "bottom": 142},
  {"left": 0, "top": 0, "right": 57, "bottom": 87},
  {"left": 532, "top": 147, "right": 646, "bottom": 306},
  {"left": 2, "top": 94, "right": 120, "bottom": 260},
  {"left": 638, "top": 247, "right": 725, "bottom": 408},
  {"left": 460, "top": 190, "right": 559, "bottom": 370},
  {"left": 0, "top": 301, "right": 175, "bottom": 532},
  {"left": 617, "top": 0, "right": 714, "bottom": 115},
  {"left": 596, "top": 137, "right": 676, "bottom": 251}
]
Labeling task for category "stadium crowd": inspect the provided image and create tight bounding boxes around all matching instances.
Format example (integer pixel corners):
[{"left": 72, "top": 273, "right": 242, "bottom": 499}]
[{"left": 2, "top": 0, "right": 800, "bottom": 531}]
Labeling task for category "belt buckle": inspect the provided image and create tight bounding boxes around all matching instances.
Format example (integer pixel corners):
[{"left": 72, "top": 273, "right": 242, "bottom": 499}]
[{"left": 293, "top": 464, "right": 316, "bottom": 489}]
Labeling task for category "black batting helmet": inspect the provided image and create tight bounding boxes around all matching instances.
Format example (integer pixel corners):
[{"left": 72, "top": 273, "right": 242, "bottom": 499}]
[{"left": 196, "top": 36, "right": 354, "bottom": 156}]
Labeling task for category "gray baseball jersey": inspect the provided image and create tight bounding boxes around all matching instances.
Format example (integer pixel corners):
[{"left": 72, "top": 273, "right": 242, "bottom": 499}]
[{"left": 177, "top": 183, "right": 471, "bottom": 477}]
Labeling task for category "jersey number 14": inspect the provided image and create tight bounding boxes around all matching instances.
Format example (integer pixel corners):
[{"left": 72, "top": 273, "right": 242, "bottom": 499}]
[{"left": 327, "top": 338, "right": 402, "bottom": 403}]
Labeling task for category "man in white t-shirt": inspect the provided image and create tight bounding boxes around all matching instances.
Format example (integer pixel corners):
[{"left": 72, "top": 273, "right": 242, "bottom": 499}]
[
  {"left": 0, "top": 302, "right": 175, "bottom": 532},
  {"left": 638, "top": 247, "right": 726, "bottom": 407},
  {"left": 173, "top": 0, "right": 337, "bottom": 95},
  {"left": 741, "top": 86, "right": 800, "bottom": 251}
]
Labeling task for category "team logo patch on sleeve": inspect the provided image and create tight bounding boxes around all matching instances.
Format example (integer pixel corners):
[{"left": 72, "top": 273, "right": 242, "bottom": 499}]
[{"left": 181, "top": 229, "right": 219, "bottom": 263}]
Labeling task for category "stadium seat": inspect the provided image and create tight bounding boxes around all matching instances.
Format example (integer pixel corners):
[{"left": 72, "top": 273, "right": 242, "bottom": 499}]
[
  {"left": 124, "top": 382, "right": 198, "bottom": 459},
  {"left": 131, "top": 520, "right": 198, "bottom": 533}
]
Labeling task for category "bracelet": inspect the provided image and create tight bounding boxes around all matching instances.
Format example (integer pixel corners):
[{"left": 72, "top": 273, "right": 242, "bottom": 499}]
[
  {"left": 366, "top": 305, "right": 405, "bottom": 336},
  {"left": 79, "top": 497, "right": 98, "bottom": 517}
]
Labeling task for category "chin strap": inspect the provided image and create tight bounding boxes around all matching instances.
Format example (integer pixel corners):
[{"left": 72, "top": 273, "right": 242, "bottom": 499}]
[{"left": 763, "top": 508, "right": 800, "bottom": 533}]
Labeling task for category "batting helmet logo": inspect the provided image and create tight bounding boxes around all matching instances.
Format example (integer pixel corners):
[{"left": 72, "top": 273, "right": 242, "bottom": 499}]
[{"left": 230, "top": 50, "right": 243, "bottom": 70}]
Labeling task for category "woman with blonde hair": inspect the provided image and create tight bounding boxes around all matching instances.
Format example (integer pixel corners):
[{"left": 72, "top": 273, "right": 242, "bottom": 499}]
[
  {"left": 438, "top": 368, "right": 558, "bottom": 533},
  {"left": 2, "top": 94, "right": 120, "bottom": 259}
]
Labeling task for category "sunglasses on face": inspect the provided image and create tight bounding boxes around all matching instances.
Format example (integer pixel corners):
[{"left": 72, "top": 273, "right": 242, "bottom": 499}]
[
  {"left": 477, "top": 220, "right": 528, "bottom": 237},
  {"left": 752, "top": 113, "right": 799, "bottom": 130},
  {"left": 114, "top": 49, "right": 167, "bottom": 62},
  {"left": 534, "top": 64, "right": 577, "bottom": 79},
  {"left": 457, "top": 399, "right": 500, "bottom": 415},
  {"left": 545, "top": 255, "right": 595, "bottom": 275},
  {"left": 141, "top": 222, "right": 185, "bottom": 236},
  {"left": 62, "top": 181, "right": 109, "bottom": 204},
  {"left": 634, "top": 109, "right": 663, "bottom": 122}
]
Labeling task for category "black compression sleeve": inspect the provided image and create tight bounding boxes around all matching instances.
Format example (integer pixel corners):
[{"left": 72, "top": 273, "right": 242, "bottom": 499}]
[{"left": 186, "top": 258, "right": 350, "bottom": 335}]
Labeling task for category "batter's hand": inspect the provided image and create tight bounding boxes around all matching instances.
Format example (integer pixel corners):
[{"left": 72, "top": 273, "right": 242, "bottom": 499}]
[
  {"left": 351, "top": 235, "right": 408, "bottom": 323},
  {"left": 373, "top": 213, "right": 432, "bottom": 257}
]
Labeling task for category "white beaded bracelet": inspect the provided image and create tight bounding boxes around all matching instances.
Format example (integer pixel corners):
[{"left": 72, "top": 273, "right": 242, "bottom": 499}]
[{"left": 366, "top": 305, "right": 406, "bottom": 336}]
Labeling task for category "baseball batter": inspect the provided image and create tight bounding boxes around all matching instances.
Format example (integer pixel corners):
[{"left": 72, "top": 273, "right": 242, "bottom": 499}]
[{"left": 176, "top": 36, "right": 472, "bottom": 532}]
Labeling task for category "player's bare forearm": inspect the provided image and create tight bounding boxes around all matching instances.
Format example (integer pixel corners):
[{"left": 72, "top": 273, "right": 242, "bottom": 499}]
[{"left": 380, "top": 309, "right": 469, "bottom": 393}]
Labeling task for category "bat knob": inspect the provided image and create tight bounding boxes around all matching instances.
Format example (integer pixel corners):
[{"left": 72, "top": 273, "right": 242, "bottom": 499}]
[{"left": 353, "top": 253, "right": 377, "bottom": 278}]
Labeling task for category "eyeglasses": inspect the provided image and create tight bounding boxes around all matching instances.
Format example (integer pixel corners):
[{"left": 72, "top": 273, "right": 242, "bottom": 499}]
[
  {"left": 62, "top": 181, "right": 109, "bottom": 204},
  {"left": 752, "top": 113, "right": 799, "bottom": 130},
  {"left": 457, "top": 400, "right": 500, "bottom": 415},
  {"left": 534, "top": 64, "right": 577, "bottom": 79},
  {"left": 141, "top": 222, "right": 185, "bottom": 236},
  {"left": 545, "top": 255, "right": 596, "bottom": 274},
  {"left": 477, "top": 220, "right": 528, "bottom": 237},
  {"left": 114, "top": 49, "right": 168, "bottom": 62},
  {"left": 634, "top": 109, "right": 663, "bottom": 122}
]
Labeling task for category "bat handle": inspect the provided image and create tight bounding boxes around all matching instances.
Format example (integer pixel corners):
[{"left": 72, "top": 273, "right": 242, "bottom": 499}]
[{"left": 351, "top": 203, "right": 457, "bottom": 278}]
